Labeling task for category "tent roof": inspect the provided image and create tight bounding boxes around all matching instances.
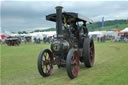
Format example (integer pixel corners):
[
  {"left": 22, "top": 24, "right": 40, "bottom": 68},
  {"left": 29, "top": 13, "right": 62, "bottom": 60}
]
[{"left": 121, "top": 28, "right": 128, "bottom": 32}]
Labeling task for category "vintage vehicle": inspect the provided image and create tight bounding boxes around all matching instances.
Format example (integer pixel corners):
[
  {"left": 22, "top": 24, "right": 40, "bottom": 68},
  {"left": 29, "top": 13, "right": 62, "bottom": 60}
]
[
  {"left": 5, "top": 36, "right": 20, "bottom": 46},
  {"left": 38, "top": 6, "right": 95, "bottom": 79}
]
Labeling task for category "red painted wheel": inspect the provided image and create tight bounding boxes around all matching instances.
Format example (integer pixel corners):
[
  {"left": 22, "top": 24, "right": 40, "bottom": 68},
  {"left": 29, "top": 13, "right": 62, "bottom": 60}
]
[
  {"left": 38, "top": 49, "right": 53, "bottom": 77},
  {"left": 83, "top": 38, "right": 95, "bottom": 67},
  {"left": 66, "top": 49, "right": 80, "bottom": 79},
  {"left": 90, "top": 39, "right": 95, "bottom": 65}
]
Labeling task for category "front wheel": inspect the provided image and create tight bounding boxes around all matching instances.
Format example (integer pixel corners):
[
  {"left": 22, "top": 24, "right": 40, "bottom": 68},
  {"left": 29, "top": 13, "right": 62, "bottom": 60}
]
[
  {"left": 66, "top": 49, "right": 80, "bottom": 79},
  {"left": 38, "top": 49, "right": 53, "bottom": 77}
]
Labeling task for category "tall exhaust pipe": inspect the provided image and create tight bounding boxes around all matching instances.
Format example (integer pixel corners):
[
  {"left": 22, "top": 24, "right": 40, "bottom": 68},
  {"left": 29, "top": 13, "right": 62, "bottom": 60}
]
[{"left": 55, "top": 6, "right": 63, "bottom": 38}]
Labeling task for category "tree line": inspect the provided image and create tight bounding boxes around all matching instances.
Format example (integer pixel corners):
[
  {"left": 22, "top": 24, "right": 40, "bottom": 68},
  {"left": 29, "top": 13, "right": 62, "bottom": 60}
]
[
  {"left": 87, "top": 19, "right": 128, "bottom": 31},
  {"left": 18, "top": 19, "right": 128, "bottom": 34}
]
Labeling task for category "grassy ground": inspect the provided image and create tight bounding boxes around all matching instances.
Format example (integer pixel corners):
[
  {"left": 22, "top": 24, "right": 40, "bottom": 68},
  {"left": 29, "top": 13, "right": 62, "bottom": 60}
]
[{"left": 1, "top": 42, "right": 128, "bottom": 85}]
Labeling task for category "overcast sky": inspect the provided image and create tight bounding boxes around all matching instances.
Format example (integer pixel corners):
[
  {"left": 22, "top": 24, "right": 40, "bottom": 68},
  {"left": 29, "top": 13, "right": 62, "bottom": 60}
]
[{"left": 1, "top": 0, "right": 128, "bottom": 32}]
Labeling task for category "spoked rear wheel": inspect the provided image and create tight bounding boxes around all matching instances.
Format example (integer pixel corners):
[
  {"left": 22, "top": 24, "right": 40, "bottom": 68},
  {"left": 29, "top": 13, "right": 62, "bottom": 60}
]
[
  {"left": 38, "top": 49, "right": 53, "bottom": 77},
  {"left": 83, "top": 38, "right": 95, "bottom": 67},
  {"left": 90, "top": 39, "right": 95, "bottom": 65},
  {"left": 66, "top": 49, "right": 80, "bottom": 79}
]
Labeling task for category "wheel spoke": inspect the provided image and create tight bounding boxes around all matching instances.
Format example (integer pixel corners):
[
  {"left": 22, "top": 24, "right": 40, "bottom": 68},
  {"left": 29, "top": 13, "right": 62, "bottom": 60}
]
[
  {"left": 46, "top": 65, "right": 48, "bottom": 72},
  {"left": 71, "top": 58, "right": 76, "bottom": 64},
  {"left": 44, "top": 53, "right": 47, "bottom": 60}
]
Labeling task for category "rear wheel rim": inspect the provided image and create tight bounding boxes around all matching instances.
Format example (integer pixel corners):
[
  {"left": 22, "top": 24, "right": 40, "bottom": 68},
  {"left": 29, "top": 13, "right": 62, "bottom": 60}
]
[{"left": 90, "top": 40, "right": 95, "bottom": 65}]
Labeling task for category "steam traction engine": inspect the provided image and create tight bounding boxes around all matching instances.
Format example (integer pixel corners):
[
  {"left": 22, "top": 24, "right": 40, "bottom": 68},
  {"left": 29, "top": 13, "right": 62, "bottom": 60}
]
[{"left": 38, "top": 6, "right": 95, "bottom": 79}]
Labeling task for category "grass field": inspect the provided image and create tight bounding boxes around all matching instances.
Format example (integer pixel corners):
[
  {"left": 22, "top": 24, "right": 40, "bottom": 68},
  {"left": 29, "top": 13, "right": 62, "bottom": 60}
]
[{"left": 1, "top": 42, "right": 128, "bottom": 85}]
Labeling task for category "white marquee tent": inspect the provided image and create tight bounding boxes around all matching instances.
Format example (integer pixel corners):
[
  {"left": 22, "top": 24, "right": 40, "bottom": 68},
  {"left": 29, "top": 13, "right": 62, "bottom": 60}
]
[
  {"left": 89, "top": 31, "right": 104, "bottom": 38},
  {"left": 27, "top": 31, "right": 56, "bottom": 42},
  {"left": 121, "top": 27, "right": 128, "bottom": 33}
]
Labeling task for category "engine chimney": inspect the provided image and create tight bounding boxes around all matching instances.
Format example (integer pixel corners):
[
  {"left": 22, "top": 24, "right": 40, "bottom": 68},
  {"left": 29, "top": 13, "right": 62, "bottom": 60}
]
[{"left": 55, "top": 6, "right": 63, "bottom": 38}]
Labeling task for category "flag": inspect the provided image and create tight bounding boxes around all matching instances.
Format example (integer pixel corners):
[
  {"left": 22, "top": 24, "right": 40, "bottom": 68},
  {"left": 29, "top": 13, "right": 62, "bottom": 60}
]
[{"left": 102, "top": 17, "right": 104, "bottom": 29}]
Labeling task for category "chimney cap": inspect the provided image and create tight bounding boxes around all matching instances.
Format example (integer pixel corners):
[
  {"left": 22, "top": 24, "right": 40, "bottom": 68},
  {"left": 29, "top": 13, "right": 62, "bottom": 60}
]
[{"left": 55, "top": 6, "right": 63, "bottom": 9}]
